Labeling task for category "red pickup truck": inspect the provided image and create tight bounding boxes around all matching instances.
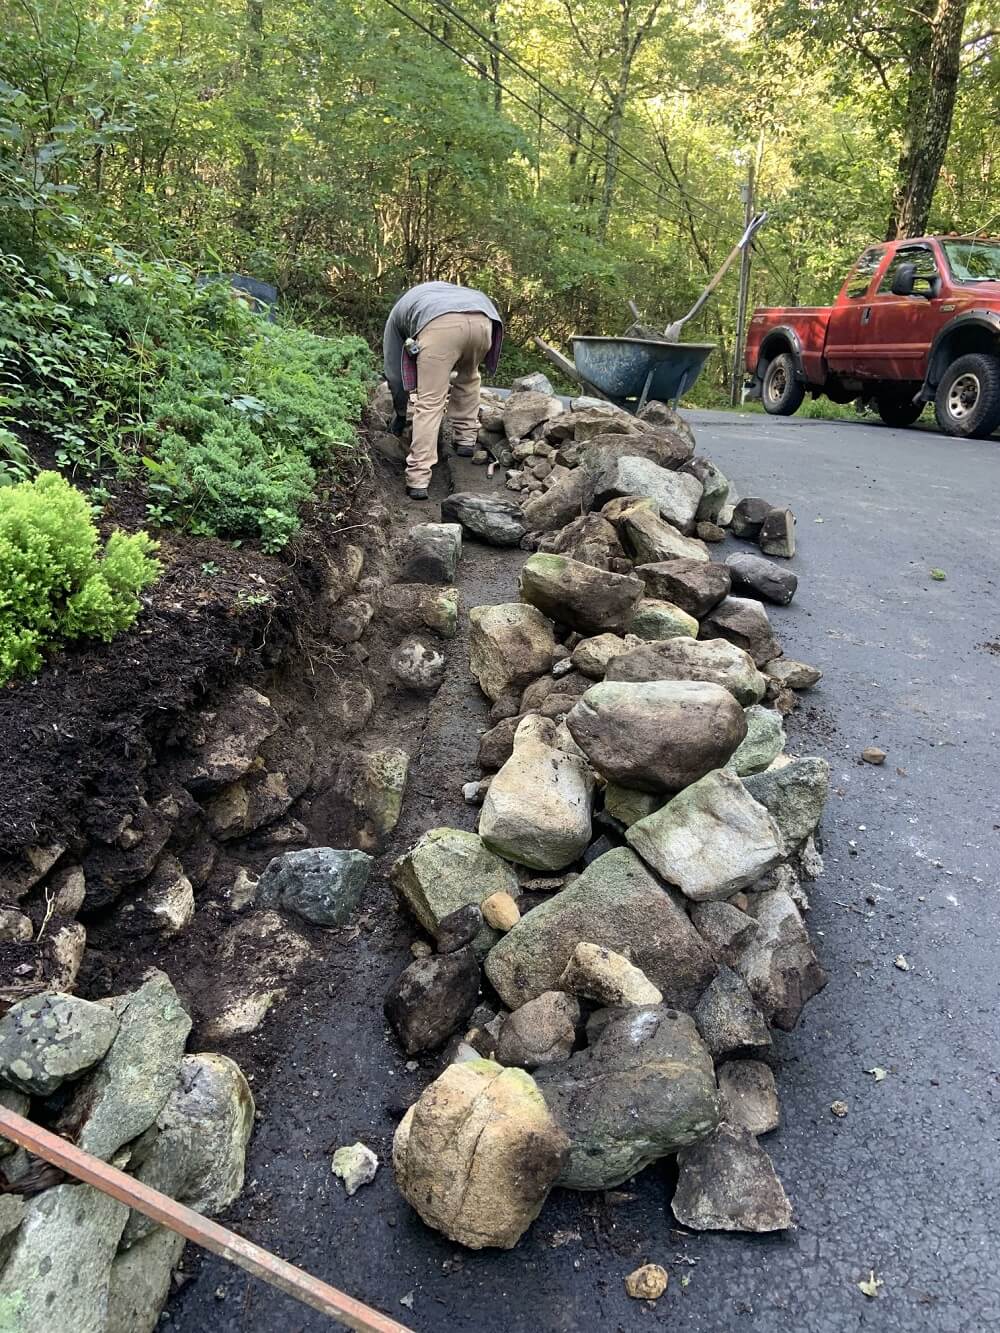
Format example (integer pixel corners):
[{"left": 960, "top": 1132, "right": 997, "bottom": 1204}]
[{"left": 744, "top": 235, "right": 1000, "bottom": 438}]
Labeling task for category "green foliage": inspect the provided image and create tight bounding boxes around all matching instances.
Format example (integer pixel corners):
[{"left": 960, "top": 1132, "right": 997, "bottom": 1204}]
[{"left": 0, "top": 470, "right": 160, "bottom": 683}]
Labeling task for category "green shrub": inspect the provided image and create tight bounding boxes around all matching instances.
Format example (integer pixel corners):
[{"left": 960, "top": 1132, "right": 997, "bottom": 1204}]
[{"left": 0, "top": 471, "right": 160, "bottom": 683}]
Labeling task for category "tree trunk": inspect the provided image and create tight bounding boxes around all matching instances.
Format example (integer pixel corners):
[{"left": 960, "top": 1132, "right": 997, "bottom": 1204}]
[
  {"left": 886, "top": 0, "right": 968, "bottom": 238},
  {"left": 237, "top": 0, "right": 264, "bottom": 233}
]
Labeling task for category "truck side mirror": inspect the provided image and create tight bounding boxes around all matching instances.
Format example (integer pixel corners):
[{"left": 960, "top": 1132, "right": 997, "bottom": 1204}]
[{"left": 891, "top": 263, "right": 916, "bottom": 297}]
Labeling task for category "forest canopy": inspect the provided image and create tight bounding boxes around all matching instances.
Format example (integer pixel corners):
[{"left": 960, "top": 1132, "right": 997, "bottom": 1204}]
[{"left": 0, "top": 0, "right": 997, "bottom": 399}]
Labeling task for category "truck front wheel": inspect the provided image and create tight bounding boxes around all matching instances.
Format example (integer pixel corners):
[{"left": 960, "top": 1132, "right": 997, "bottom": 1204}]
[
  {"left": 761, "top": 353, "right": 805, "bottom": 416},
  {"left": 874, "top": 388, "right": 924, "bottom": 428},
  {"left": 933, "top": 352, "right": 1000, "bottom": 439}
]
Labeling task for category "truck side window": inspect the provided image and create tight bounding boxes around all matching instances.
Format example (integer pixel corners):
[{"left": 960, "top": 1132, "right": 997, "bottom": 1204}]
[
  {"left": 845, "top": 248, "right": 886, "bottom": 299},
  {"left": 878, "top": 247, "right": 939, "bottom": 295}
]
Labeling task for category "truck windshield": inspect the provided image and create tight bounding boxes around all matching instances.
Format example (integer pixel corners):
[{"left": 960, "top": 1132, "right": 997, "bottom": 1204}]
[{"left": 941, "top": 239, "right": 1000, "bottom": 283}]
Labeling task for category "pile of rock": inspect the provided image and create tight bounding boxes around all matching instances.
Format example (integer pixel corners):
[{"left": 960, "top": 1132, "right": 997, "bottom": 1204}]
[
  {"left": 0, "top": 971, "right": 253, "bottom": 1331},
  {"left": 384, "top": 398, "right": 830, "bottom": 1251}
]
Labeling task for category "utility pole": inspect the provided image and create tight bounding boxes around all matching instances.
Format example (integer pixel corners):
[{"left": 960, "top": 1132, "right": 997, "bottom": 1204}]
[{"left": 730, "top": 151, "right": 756, "bottom": 407}]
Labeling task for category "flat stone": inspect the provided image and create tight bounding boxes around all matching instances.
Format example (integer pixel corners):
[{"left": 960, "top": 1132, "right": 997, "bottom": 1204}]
[
  {"left": 717, "top": 1059, "right": 780, "bottom": 1135},
  {"left": 635, "top": 559, "right": 731, "bottom": 617},
  {"left": 0, "top": 993, "right": 120, "bottom": 1097},
  {"left": 726, "top": 552, "right": 798, "bottom": 606},
  {"left": 635, "top": 400, "right": 696, "bottom": 447},
  {"left": 672, "top": 1124, "right": 792, "bottom": 1232},
  {"left": 606, "top": 636, "right": 766, "bottom": 705},
  {"left": 567, "top": 680, "right": 747, "bottom": 793},
  {"left": 765, "top": 658, "right": 822, "bottom": 689},
  {"left": 582, "top": 432, "right": 694, "bottom": 485},
  {"left": 480, "top": 716, "right": 595, "bottom": 871},
  {"left": 537, "top": 1006, "right": 719, "bottom": 1190},
  {"left": 391, "top": 828, "right": 517, "bottom": 955},
  {"left": 441, "top": 492, "right": 526, "bottom": 546},
  {"left": 469, "top": 603, "right": 555, "bottom": 701},
  {"left": 627, "top": 769, "right": 785, "bottom": 901},
  {"left": 393, "top": 1061, "right": 568, "bottom": 1249},
  {"left": 57, "top": 970, "right": 191, "bottom": 1162},
  {"left": 484, "top": 847, "right": 717, "bottom": 1011},
  {"left": 521, "top": 468, "right": 597, "bottom": 536},
  {"left": 437, "top": 904, "right": 485, "bottom": 953},
  {"left": 502, "top": 389, "right": 563, "bottom": 440},
  {"left": 397, "top": 523, "right": 462, "bottom": 583},
  {"left": 256, "top": 847, "right": 372, "bottom": 926},
  {"left": 602, "top": 783, "right": 661, "bottom": 828},
  {"left": 595, "top": 455, "right": 703, "bottom": 531},
  {"left": 729, "top": 705, "right": 786, "bottom": 776},
  {"left": 620, "top": 506, "right": 710, "bottom": 564},
  {"left": 495, "top": 991, "right": 580, "bottom": 1069},
  {"left": 519, "top": 553, "right": 644, "bottom": 635},
  {"left": 741, "top": 756, "right": 830, "bottom": 848},
  {"left": 690, "top": 900, "right": 758, "bottom": 965},
  {"left": 106, "top": 1227, "right": 186, "bottom": 1333},
  {"left": 693, "top": 965, "right": 771, "bottom": 1056},
  {"left": 537, "top": 514, "right": 624, "bottom": 570},
  {"left": 385, "top": 950, "right": 481, "bottom": 1054},
  {"left": 627, "top": 598, "right": 699, "bottom": 641},
  {"left": 558, "top": 941, "right": 663, "bottom": 1006}
]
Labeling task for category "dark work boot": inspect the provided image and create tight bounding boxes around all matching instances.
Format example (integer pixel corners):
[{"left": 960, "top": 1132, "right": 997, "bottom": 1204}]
[
  {"left": 406, "top": 485, "right": 429, "bottom": 501},
  {"left": 454, "top": 442, "right": 475, "bottom": 458}
]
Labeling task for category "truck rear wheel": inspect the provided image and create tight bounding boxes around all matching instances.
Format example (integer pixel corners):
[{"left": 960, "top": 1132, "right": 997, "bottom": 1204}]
[
  {"left": 933, "top": 352, "right": 1000, "bottom": 439},
  {"left": 874, "top": 389, "right": 924, "bottom": 428},
  {"left": 761, "top": 353, "right": 805, "bottom": 416}
]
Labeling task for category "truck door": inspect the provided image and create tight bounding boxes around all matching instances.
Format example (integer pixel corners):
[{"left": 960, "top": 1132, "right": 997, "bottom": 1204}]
[
  {"left": 824, "top": 246, "right": 886, "bottom": 376},
  {"left": 861, "top": 245, "right": 950, "bottom": 380}
]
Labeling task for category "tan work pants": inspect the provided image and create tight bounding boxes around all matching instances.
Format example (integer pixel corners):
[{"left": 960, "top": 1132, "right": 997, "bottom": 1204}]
[{"left": 406, "top": 311, "right": 492, "bottom": 489}]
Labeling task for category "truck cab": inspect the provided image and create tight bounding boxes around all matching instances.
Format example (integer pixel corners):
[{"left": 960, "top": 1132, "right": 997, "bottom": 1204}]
[{"left": 745, "top": 236, "right": 1000, "bottom": 438}]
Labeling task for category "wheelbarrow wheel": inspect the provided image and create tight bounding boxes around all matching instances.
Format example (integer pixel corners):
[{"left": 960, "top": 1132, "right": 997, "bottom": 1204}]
[{"left": 762, "top": 353, "right": 805, "bottom": 417}]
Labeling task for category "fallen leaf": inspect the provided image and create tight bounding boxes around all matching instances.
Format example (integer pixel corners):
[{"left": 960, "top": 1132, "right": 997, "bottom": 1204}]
[
  {"left": 866, "top": 1066, "right": 888, "bottom": 1082},
  {"left": 929, "top": 568, "right": 947, "bottom": 581},
  {"left": 894, "top": 955, "right": 910, "bottom": 971},
  {"left": 858, "top": 1271, "right": 883, "bottom": 1298}
]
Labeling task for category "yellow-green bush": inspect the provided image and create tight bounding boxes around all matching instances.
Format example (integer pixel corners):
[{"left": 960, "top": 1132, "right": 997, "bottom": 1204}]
[{"left": 0, "top": 472, "right": 160, "bottom": 683}]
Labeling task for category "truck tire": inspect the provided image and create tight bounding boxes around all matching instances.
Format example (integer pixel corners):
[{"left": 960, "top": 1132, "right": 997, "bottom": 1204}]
[
  {"left": 761, "top": 353, "right": 805, "bottom": 416},
  {"left": 933, "top": 352, "right": 1000, "bottom": 439},
  {"left": 874, "top": 389, "right": 924, "bottom": 428}
]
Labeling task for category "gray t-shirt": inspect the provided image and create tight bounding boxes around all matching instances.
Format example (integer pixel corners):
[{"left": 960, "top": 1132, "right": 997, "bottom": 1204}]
[{"left": 383, "top": 282, "right": 503, "bottom": 415}]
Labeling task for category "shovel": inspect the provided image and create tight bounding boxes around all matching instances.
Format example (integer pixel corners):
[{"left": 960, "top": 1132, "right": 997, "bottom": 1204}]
[{"left": 661, "top": 211, "right": 768, "bottom": 342}]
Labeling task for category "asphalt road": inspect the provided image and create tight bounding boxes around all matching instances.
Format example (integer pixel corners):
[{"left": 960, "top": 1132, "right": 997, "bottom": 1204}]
[{"left": 170, "top": 409, "right": 999, "bottom": 1333}]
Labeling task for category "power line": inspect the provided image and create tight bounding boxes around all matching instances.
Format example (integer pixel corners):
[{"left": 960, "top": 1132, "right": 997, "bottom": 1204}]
[
  {"left": 378, "top": 0, "right": 734, "bottom": 240},
  {"left": 426, "top": 0, "right": 741, "bottom": 231}
]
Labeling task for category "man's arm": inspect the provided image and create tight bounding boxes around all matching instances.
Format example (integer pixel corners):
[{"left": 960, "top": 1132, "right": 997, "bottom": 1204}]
[{"left": 382, "top": 308, "right": 409, "bottom": 419}]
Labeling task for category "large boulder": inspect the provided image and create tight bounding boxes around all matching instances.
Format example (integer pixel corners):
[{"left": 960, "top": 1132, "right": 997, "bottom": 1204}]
[
  {"left": 734, "top": 887, "right": 828, "bottom": 1030},
  {"left": 384, "top": 950, "right": 481, "bottom": 1054},
  {"left": 537, "top": 513, "right": 624, "bottom": 569},
  {"left": 0, "top": 993, "right": 119, "bottom": 1097},
  {"left": 701, "top": 596, "right": 782, "bottom": 667},
  {"left": 626, "top": 769, "right": 785, "bottom": 901},
  {"left": 536, "top": 1006, "right": 719, "bottom": 1190},
  {"left": 441, "top": 493, "right": 526, "bottom": 546},
  {"left": 566, "top": 680, "right": 747, "bottom": 793},
  {"left": 121, "top": 1053, "right": 255, "bottom": 1247},
  {"left": 726, "top": 552, "right": 798, "bottom": 606},
  {"left": 742, "top": 757, "right": 830, "bottom": 849},
  {"left": 391, "top": 828, "right": 518, "bottom": 954},
  {"left": 635, "top": 559, "right": 731, "bottom": 617},
  {"left": 521, "top": 468, "right": 596, "bottom": 536},
  {"left": 627, "top": 598, "right": 698, "bottom": 641},
  {"left": 393, "top": 1060, "right": 568, "bottom": 1249},
  {"left": 582, "top": 432, "right": 693, "bottom": 484},
  {"left": 619, "top": 506, "right": 710, "bottom": 564},
  {"left": 397, "top": 522, "right": 462, "bottom": 584},
  {"left": 496, "top": 992, "right": 580, "bottom": 1069},
  {"left": 0, "top": 1182, "right": 127, "bottom": 1332},
  {"left": 484, "top": 847, "right": 717, "bottom": 1011},
  {"left": 502, "top": 389, "right": 563, "bottom": 440},
  {"left": 594, "top": 455, "right": 703, "bottom": 531},
  {"left": 176, "top": 688, "right": 279, "bottom": 793},
  {"left": 519, "top": 553, "right": 644, "bottom": 635},
  {"left": 607, "top": 636, "right": 766, "bottom": 706},
  {"left": 672, "top": 1124, "right": 792, "bottom": 1232},
  {"left": 56, "top": 971, "right": 191, "bottom": 1162},
  {"left": 479, "top": 716, "right": 595, "bottom": 871},
  {"left": 256, "top": 847, "right": 372, "bottom": 926},
  {"left": 469, "top": 602, "right": 555, "bottom": 701}
]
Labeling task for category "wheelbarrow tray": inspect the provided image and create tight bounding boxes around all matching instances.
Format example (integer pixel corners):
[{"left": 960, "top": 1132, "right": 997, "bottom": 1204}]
[{"left": 570, "top": 336, "right": 715, "bottom": 408}]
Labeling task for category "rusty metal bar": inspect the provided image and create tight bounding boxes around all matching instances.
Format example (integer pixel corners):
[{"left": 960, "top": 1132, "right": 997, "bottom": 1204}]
[{"left": 0, "top": 1105, "right": 413, "bottom": 1333}]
